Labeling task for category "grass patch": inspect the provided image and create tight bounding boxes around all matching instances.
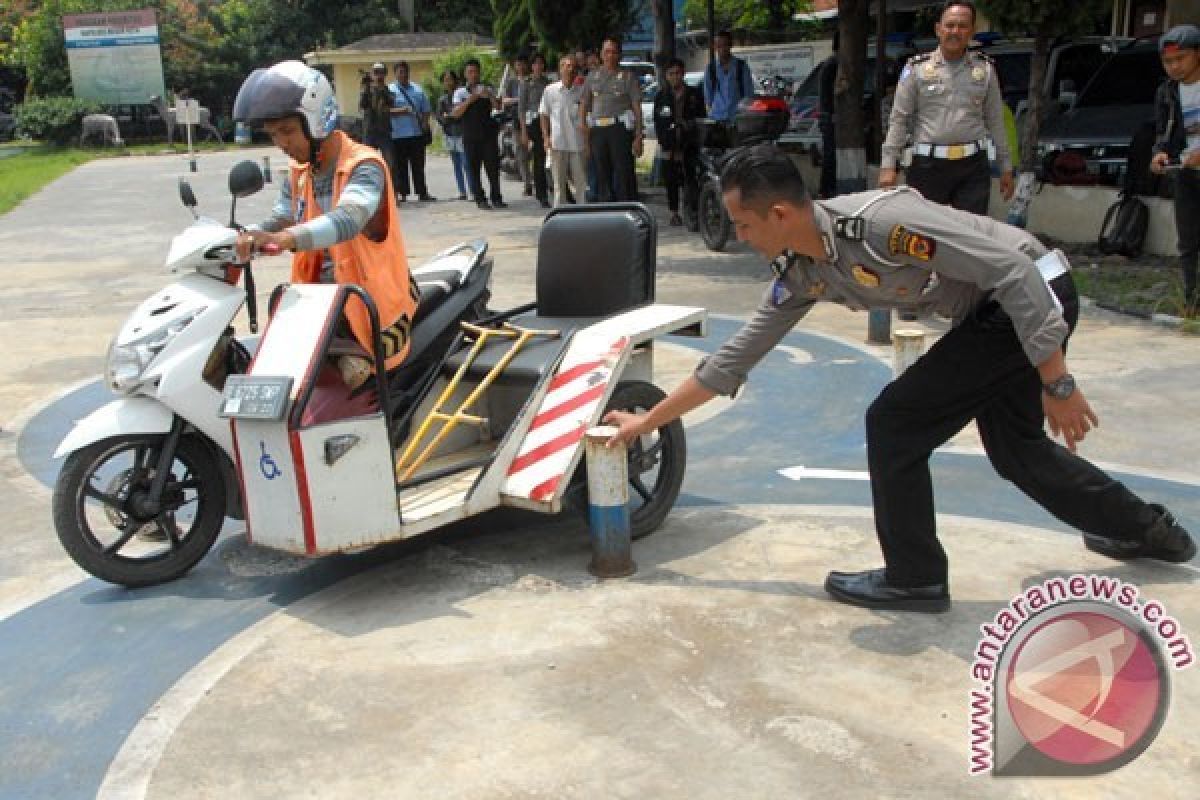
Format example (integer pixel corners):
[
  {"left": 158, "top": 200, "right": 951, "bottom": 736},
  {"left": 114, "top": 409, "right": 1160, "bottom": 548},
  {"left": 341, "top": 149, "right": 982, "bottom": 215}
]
[
  {"left": 1071, "top": 261, "right": 1196, "bottom": 322},
  {"left": 0, "top": 140, "right": 233, "bottom": 216},
  {"left": 0, "top": 144, "right": 101, "bottom": 215}
]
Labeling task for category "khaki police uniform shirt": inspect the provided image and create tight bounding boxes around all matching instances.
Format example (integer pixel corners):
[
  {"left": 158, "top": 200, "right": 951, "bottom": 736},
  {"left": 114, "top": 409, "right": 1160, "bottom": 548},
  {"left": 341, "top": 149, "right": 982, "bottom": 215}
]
[
  {"left": 583, "top": 67, "right": 641, "bottom": 123},
  {"left": 694, "top": 188, "right": 1067, "bottom": 397},
  {"left": 881, "top": 48, "right": 1011, "bottom": 172}
]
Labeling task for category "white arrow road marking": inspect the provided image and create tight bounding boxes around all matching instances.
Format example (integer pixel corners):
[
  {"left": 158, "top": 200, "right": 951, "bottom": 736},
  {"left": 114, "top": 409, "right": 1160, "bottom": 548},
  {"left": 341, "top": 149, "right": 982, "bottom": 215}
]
[{"left": 778, "top": 466, "right": 871, "bottom": 482}]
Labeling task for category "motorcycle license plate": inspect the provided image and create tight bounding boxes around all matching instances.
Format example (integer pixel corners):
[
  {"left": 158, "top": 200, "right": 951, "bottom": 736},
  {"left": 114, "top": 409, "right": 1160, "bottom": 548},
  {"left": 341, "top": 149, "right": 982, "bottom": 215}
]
[{"left": 219, "top": 375, "right": 293, "bottom": 420}]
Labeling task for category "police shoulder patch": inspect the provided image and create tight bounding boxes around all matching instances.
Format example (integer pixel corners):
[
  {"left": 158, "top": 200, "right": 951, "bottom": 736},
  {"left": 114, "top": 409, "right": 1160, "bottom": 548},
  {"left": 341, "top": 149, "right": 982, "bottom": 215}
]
[{"left": 888, "top": 225, "right": 937, "bottom": 261}]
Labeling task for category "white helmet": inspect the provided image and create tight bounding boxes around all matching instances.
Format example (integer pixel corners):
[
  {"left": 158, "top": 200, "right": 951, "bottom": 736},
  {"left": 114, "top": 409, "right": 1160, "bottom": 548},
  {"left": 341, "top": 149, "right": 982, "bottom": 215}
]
[{"left": 233, "top": 60, "right": 338, "bottom": 139}]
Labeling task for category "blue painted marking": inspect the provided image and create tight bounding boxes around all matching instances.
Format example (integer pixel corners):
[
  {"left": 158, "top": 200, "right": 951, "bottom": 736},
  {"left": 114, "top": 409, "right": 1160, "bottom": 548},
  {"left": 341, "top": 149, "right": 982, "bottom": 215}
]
[
  {"left": 588, "top": 503, "right": 632, "bottom": 559},
  {"left": 2, "top": 317, "right": 1196, "bottom": 799},
  {"left": 258, "top": 441, "right": 281, "bottom": 480}
]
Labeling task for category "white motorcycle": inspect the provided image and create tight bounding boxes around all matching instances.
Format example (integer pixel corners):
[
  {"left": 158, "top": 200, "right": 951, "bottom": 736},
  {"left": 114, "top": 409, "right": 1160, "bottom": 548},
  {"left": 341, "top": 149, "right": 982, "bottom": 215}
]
[{"left": 53, "top": 160, "right": 705, "bottom": 588}]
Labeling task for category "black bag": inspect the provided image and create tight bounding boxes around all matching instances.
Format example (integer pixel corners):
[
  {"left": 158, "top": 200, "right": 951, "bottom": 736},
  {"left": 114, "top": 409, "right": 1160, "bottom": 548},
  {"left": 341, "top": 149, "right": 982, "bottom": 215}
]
[{"left": 1098, "top": 191, "right": 1149, "bottom": 258}]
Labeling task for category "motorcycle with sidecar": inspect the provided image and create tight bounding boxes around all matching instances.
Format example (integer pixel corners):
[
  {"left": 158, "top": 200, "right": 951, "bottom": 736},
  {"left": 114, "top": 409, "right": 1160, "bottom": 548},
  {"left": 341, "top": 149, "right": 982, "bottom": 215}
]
[{"left": 52, "top": 160, "right": 706, "bottom": 587}]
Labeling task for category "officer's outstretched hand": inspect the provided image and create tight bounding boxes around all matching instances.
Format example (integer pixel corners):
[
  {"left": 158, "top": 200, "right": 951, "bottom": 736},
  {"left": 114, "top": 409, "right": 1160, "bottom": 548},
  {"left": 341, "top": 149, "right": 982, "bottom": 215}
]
[
  {"left": 1044, "top": 391, "right": 1099, "bottom": 453},
  {"left": 602, "top": 410, "right": 648, "bottom": 448}
]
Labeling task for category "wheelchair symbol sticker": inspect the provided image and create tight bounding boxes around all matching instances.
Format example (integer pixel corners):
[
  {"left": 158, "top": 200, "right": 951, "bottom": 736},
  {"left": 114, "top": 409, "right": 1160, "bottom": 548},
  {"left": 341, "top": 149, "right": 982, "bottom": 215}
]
[{"left": 259, "top": 441, "right": 282, "bottom": 481}]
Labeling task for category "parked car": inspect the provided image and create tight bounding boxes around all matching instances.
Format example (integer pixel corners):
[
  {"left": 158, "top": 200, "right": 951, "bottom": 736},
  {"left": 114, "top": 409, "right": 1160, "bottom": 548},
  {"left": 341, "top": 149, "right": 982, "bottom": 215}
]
[
  {"left": 777, "top": 52, "right": 902, "bottom": 159},
  {"left": 1036, "top": 40, "right": 1165, "bottom": 186}
]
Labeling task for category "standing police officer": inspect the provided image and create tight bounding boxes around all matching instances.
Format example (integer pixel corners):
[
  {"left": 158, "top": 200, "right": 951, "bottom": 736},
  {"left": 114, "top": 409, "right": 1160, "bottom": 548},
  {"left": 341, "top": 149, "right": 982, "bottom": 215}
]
[
  {"left": 580, "top": 37, "right": 643, "bottom": 202},
  {"left": 879, "top": 1, "right": 1013, "bottom": 214},
  {"left": 605, "top": 145, "right": 1195, "bottom": 613}
]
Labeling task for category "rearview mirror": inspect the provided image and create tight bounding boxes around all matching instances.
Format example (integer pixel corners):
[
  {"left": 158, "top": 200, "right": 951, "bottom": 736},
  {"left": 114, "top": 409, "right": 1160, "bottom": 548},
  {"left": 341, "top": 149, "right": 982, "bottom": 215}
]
[
  {"left": 178, "top": 177, "right": 197, "bottom": 209},
  {"left": 228, "top": 160, "right": 265, "bottom": 198}
]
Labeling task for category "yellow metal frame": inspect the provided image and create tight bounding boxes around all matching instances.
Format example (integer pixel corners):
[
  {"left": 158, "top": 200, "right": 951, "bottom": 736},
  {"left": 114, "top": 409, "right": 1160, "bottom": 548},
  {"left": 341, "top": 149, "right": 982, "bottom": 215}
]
[{"left": 394, "top": 321, "right": 559, "bottom": 483}]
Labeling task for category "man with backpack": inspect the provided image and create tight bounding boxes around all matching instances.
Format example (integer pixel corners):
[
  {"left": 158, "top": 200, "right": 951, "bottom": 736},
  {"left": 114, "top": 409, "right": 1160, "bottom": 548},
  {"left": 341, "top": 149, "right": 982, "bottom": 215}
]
[
  {"left": 1151, "top": 24, "right": 1200, "bottom": 315},
  {"left": 703, "top": 30, "right": 754, "bottom": 124}
]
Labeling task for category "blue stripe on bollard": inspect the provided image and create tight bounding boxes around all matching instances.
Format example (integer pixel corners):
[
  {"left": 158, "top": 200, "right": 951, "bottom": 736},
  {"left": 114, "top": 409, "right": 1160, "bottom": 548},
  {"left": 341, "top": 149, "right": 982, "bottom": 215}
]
[{"left": 584, "top": 427, "right": 636, "bottom": 578}]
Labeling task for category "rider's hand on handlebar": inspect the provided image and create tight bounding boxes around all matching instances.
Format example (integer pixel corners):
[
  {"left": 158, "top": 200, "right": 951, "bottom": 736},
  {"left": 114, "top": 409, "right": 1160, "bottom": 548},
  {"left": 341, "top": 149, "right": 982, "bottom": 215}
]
[{"left": 235, "top": 229, "right": 295, "bottom": 263}]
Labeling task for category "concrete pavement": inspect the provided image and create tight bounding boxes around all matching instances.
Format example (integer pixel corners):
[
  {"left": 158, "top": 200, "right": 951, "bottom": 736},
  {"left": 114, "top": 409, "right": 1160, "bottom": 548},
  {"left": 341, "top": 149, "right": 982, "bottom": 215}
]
[{"left": 0, "top": 147, "right": 1197, "bottom": 798}]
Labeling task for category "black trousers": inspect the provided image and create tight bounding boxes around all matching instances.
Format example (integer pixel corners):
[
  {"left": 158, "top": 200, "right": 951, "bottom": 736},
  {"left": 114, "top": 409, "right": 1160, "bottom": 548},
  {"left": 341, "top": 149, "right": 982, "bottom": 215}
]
[
  {"left": 590, "top": 124, "right": 635, "bottom": 202},
  {"left": 905, "top": 151, "right": 991, "bottom": 215},
  {"left": 464, "top": 135, "right": 502, "bottom": 203},
  {"left": 663, "top": 147, "right": 698, "bottom": 213},
  {"left": 525, "top": 124, "right": 548, "bottom": 202},
  {"left": 392, "top": 136, "right": 428, "bottom": 198},
  {"left": 866, "top": 274, "right": 1160, "bottom": 587},
  {"left": 1173, "top": 168, "right": 1200, "bottom": 305}
]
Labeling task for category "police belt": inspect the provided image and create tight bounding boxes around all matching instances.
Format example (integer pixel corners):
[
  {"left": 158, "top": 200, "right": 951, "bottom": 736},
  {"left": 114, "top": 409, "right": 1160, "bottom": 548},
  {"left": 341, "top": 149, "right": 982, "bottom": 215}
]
[{"left": 913, "top": 140, "right": 986, "bottom": 160}]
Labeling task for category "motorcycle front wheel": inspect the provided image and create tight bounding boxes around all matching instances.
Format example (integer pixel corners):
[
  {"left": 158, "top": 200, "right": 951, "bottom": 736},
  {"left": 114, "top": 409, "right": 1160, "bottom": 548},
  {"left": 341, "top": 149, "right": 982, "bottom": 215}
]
[
  {"left": 52, "top": 434, "right": 226, "bottom": 587},
  {"left": 699, "top": 181, "right": 731, "bottom": 251}
]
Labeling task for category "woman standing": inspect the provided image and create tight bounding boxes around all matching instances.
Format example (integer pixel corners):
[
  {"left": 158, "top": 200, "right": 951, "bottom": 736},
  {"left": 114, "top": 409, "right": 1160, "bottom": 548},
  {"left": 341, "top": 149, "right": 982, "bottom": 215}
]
[{"left": 436, "top": 70, "right": 471, "bottom": 200}]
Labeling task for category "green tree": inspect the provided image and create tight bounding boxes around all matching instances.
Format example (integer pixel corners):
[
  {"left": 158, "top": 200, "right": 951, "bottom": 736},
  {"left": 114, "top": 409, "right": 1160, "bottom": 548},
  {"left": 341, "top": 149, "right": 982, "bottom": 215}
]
[
  {"left": 680, "top": 0, "right": 808, "bottom": 34},
  {"left": 978, "top": 0, "right": 1110, "bottom": 224},
  {"left": 491, "top": 0, "right": 537, "bottom": 60},
  {"left": 527, "top": 0, "right": 637, "bottom": 53},
  {"left": 418, "top": 0, "right": 495, "bottom": 37},
  {"left": 833, "top": 0, "right": 869, "bottom": 192}
]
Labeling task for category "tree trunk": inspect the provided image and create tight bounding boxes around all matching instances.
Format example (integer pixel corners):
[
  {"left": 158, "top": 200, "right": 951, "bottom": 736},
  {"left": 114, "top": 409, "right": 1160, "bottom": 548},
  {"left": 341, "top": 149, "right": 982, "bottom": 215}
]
[
  {"left": 652, "top": 0, "right": 676, "bottom": 84},
  {"left": 835, "top": 0, "right": 869, "bottom": 193},
  {"left": 1006, "top": 31, "right": 1051, "bottom": 227}
]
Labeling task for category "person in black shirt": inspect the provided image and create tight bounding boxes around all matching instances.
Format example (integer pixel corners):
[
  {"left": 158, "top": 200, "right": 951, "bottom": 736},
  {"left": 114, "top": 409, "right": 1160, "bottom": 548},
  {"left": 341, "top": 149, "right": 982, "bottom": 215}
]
[
  {"left": 653, "top": 58, "right": 705, "bottom": 226},
  {"left": 451, "top": 58, "right": 506, "bottom": 209}
]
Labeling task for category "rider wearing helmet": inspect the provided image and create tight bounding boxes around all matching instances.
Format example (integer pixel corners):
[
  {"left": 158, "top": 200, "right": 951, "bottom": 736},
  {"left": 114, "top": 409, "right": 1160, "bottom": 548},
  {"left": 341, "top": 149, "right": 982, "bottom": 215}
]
[{"left": 233, "top": 60, "right": 418, "bottom": 388}]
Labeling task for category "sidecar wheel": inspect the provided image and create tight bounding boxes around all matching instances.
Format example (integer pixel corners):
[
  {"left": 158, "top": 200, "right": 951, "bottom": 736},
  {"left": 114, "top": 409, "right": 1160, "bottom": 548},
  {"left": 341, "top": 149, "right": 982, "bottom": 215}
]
[
  {"left": 699, "top": 181, "right": 730, "bottom": 251},
  {"left": 565, "top": 381, "right": 686, "bottom": 539},
  {"left": 52, "top": 435, "right": 226, "bottom": 587}
]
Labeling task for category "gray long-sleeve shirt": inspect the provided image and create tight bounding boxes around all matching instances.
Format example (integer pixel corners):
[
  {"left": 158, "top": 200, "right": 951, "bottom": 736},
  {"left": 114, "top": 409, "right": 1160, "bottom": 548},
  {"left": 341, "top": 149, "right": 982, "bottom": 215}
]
[
  {"left": 881, "top": 48, "right": 1010, "bottom": 172},
  {"left": 694, "top": 188, "right": 1066, "bottom": 397}
]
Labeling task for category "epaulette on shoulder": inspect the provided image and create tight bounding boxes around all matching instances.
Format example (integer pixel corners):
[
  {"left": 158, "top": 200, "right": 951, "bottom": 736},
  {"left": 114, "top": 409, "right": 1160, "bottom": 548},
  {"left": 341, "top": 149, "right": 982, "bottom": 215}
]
[
  {"left": 972, "top": 50, "right": 994, "bottom": 64},
  {"left": 909, "top": 53, "right": 932, "bottom": 64}
]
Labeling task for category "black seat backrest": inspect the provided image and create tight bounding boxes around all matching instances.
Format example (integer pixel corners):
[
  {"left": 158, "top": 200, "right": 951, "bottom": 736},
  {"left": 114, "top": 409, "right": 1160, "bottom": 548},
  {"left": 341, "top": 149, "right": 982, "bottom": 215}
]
[{"left": 535, "top": 203, "right": 656, "bottom": 317}]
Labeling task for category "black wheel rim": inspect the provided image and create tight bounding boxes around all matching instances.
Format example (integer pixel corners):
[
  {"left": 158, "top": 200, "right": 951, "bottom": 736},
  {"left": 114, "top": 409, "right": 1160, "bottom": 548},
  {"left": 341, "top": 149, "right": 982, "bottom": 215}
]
[{"left": 74, "top": 440, "right": 209, "bottom": 564}]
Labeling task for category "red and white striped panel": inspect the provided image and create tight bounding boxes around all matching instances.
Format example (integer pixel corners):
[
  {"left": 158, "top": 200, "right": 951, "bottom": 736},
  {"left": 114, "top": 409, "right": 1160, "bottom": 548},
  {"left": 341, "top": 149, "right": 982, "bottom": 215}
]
[{"left": 502, "top": 334, "right": 629, "bottom": 503}]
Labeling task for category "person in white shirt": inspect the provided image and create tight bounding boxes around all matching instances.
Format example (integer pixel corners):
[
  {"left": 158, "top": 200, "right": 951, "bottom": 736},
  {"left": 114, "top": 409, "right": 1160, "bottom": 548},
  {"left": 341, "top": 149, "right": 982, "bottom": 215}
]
[{"left": 539, "top": 55, "right": 587, "bottom": 206}]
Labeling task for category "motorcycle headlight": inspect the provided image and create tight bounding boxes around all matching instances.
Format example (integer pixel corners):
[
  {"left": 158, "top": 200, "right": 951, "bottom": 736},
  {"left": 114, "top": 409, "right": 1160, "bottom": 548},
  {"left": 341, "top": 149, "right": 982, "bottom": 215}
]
[{"left": 106, "top": 310, "right": 203, "bottom": 393}]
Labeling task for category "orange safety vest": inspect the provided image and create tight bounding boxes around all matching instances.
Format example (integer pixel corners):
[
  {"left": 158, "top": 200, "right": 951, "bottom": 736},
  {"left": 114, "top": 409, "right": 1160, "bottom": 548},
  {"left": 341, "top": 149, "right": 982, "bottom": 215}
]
[{"left": 288, "top": 130, "right": 418, "bottom": 371}]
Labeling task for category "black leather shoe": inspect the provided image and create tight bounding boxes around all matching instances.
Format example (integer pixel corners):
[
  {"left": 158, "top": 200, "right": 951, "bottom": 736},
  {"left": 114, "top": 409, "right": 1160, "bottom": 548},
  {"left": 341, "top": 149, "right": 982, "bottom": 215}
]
[
  {"left": 476, "top": 199, "right": 492, "bottom": 210},
  {"left": 418, "top": 194, "right": 436, "bottom": 202},
  {"left": 491, "top": 199, "right": 508, "bottom": 209},
  {"left": 824, "top": 568, "right": 951, "bottom": 612},
  {"left": 1084, "top": 504, "right": 1196, "bottom": 563}
]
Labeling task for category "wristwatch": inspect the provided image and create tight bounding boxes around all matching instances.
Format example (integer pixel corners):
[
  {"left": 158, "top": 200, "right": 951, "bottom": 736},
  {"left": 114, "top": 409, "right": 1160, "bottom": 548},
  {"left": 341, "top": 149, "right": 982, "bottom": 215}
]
[{"left": 1042, "top": 373, "right": 1076, "bottom": 400}]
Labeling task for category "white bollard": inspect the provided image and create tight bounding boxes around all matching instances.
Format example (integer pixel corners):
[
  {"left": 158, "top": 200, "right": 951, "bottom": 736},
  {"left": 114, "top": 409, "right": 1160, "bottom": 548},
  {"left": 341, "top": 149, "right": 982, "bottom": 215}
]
[
  {"left": 893, "top": 328, "right": 927, "bottom": 377},
  {"left": 583, "top": 426, "right": 636, "bottom": 578}
]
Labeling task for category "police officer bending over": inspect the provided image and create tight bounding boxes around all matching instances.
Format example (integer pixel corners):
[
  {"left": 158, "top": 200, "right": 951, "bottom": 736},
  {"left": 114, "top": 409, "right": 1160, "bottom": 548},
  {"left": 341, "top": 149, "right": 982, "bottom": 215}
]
[
  {"left": 605, "top": 145, "right": 1195, "bottom": 613},
  {"left": 879, "top": 1, "right": 1014, "bottom": 214}
]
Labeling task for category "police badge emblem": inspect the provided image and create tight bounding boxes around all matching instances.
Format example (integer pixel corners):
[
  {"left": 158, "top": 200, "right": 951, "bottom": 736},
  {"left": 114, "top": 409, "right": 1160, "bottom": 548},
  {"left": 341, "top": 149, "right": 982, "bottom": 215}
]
[
  {"left": 971, "top": 65, "right": 985, "bottom": 82},
  {"left": 888, "top": 225, "right": 937, "bottom": 261}
]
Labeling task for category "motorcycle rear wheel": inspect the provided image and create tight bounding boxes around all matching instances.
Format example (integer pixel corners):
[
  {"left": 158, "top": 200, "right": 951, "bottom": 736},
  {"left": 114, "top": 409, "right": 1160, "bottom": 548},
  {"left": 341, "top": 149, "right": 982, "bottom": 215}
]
[
  {"left": 564, "top": 381, "right": 686, "bottom": 539},
  {"left": 52, "top": 435, "right": 226, "bottom": 587},
  {"left": 699, "top": 181, "right": 731, "bottom": 251}
]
